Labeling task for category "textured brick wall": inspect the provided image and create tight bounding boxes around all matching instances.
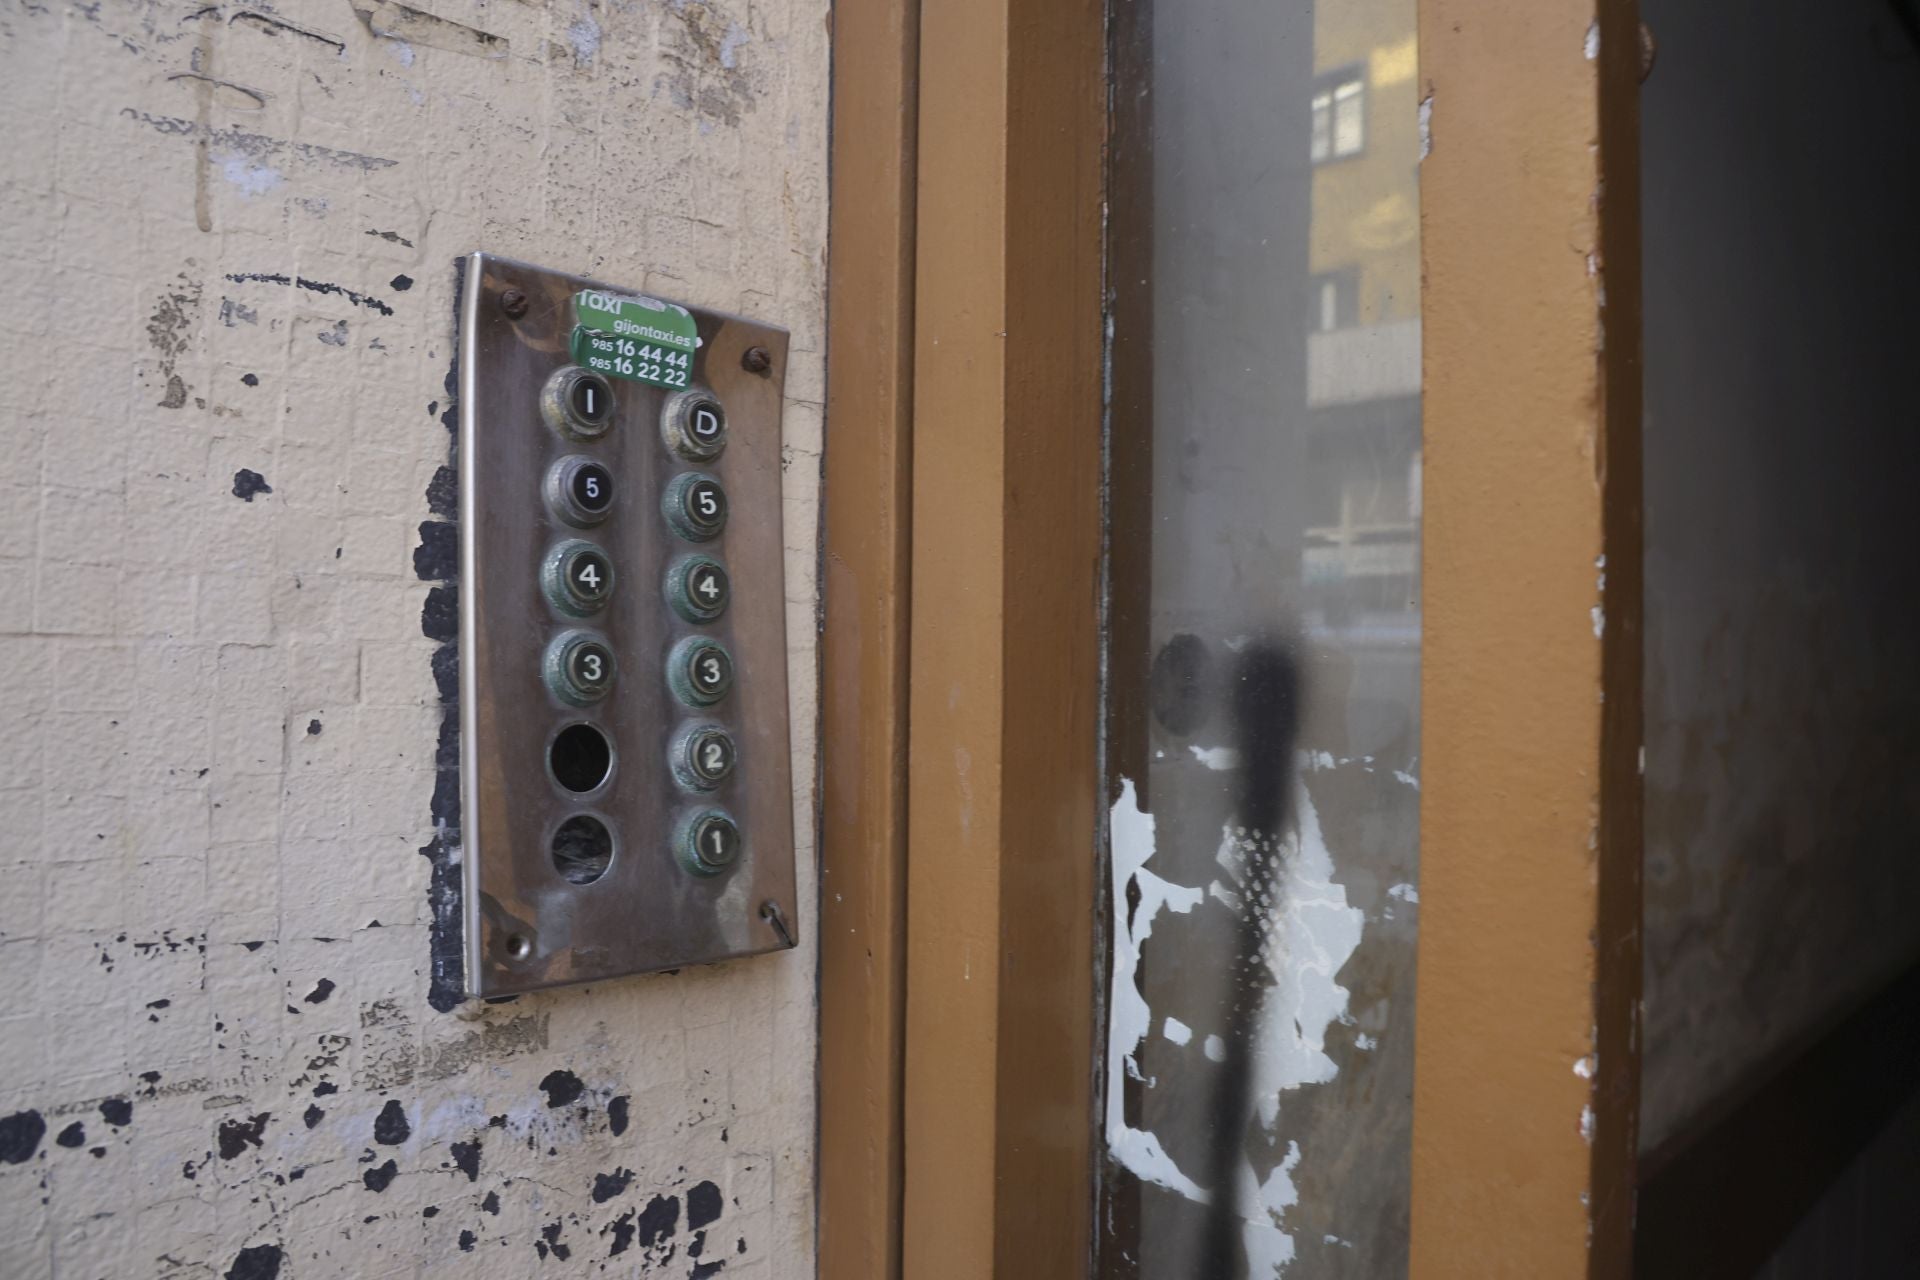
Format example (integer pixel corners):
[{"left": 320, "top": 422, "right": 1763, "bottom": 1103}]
[{"left": 0, "top": 2, "right": 825, "bottom": 1276}]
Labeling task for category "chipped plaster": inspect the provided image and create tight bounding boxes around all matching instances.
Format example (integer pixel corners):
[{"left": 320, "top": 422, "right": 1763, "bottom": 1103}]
[{"left": 0, "top": 0, "right": 827, "bottom": 1275}]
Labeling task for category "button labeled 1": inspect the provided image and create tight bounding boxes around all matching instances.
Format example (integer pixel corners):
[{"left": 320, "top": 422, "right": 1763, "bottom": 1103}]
[{"left": 676, "top": 808, "right": 743, "bottom": 876}]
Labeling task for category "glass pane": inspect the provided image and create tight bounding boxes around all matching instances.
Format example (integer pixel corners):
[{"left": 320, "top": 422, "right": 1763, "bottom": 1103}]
[{"left": 1098, "top": 0, "right": 1423, "bottom": 1275}]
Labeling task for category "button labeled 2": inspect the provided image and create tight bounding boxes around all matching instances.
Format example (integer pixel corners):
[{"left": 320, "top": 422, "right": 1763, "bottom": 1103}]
[{"left": 672, "top": 723, "right": 737, "bottom": 791}]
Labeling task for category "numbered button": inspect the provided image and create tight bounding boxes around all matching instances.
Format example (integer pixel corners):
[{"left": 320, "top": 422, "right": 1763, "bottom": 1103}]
[
  {"left": 541, "top": 366, "right": 616, "bottom": 440},
  {"left": 672, "top": 723, "right": 737, "bottom": 791},
  {"left": 661, "top": 388, "right": 727, "bottom": 460},
  {"left": 675, "top": 808, "right": 743, "bottom": 877},
  {"left": 545, "top": 456, "right": 615, "bottom": 527},
  {"left": 662, "top": 472, "right": 728, "bottom": 542},
  {"left": 545, "top": 630, "right": 617, "bottom": 705},
  {"left": 666, "top": 555, "right": 730, "bottom": 623},
  {"left": 543, "top": 540, "right": 616, "bottom": 616},
  {"left": 668, "top": 636, "right": 734, "bottom": 706}
]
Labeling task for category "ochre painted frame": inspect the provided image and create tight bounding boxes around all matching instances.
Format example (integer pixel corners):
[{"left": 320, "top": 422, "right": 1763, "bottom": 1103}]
[
  {"left": 817, "top": 1, "right": 920, "bottom": 1278},
  {"left": 819, "top": 0, "right": 1647, "bottom": 1276},
  {"left": 1410, "top": 1, "right": 1644, "bottom": 1277}
]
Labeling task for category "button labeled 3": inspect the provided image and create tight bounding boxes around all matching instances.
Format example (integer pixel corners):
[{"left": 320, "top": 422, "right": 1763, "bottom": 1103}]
[
  {"left": 545, "top": 630, "right": 617, "bottom": 705},
  {"left": 665, "top": 555, "right": 730, "bottom": 623},
  {"left": 668, "top": 636, "right": 734, "bottom": 706}
]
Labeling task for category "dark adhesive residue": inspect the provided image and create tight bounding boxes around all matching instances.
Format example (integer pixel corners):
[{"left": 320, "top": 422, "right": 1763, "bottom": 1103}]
[
  {"left": 420, "top": 320, "right": 464, "bottom": 1013},
  {"left": 99, "top": 1098, "right": 132, "bottom": 1127},
  {"left": 373, "top": 1100, "right": 410, "bottom": 1145},
  {"left": 390, "top": 274, "right": 414, "bottom": 292},
  {"left": 303, "top": 977, "right": 334, "bottom": 1002},
  {"left": 303, "top": 1105, "right": 324, "bottom": 1130},
  {"left": 481, "top": 1189, "right": 501, "bottom": 1215},
  {"left": 688, "top": 1179, "right": 724, "bottom": 1230},
  {"left": 458, "top": 1229, "right": 477, "bottom": 1252},
  {"left": 591, "top": 1167, "right": 634, "bottom": 1203},
  {"left": 305, "top": 719, "right": 323, "bottom": 737},
  {"left": 607, "top": 1210, "right": 637, "bottom": 1255},
  {"left": 539, "top": 1220, "right": 570, "bottom": 1260},
  {"left": 224, "top": 1243, "right": 284, "bottom": 1280},
  {"left": 450, "top": 1138, "right": 482, "bottom": 1181},
  {"left": 607, "top": 1094, "right": 630, "bottom": 1136},
  {"left": 216, "top": 1113, "right": 271, "bottom": 1160},
  {"left": 231, "top": 469, "right": 272, "bottom": 502},
  {"left": 55, "top": 1121, "right": 85, "bottom": 1148},
  {"left": 538, "top": 1069, "right": 585, "bottom": 1109},
  {"left": 224, "top": 272, "right": 395, "bottom": 316},
  {"left": 637, "top": 1193, "right": 679, "bottom": 1250},
  {"left": 363, "top": 1158, "right": 398, "bottom": 1192}
]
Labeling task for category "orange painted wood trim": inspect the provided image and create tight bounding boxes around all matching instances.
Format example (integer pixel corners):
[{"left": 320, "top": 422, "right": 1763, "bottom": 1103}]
[
  {"left": 818, "top": 1, "right": 921, "bottom": 1277},
  {"left": 1410, "top": 1, "right": 1644, "bottom": 1276},
  {"left": 901, "top": 0, "right": 1106, "bottom": 1272}
]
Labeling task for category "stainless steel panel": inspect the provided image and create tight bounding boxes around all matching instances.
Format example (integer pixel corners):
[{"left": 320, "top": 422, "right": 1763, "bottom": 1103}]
[{"left": 458, "top": 253, "right": 796, "bottom": 997}]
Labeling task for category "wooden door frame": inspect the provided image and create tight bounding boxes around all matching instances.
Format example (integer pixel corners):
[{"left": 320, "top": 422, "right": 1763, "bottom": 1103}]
[{"left": 816, "top": 0, "right": 1646, "bottom": 1276}]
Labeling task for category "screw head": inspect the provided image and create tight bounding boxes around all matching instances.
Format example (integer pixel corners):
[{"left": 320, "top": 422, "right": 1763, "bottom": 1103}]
[
  {"left": 500, "top": 288, "right": 530, "bottom": 319},
  {"left": 741, "top": 345, "right": 772, "bottom": 375}
]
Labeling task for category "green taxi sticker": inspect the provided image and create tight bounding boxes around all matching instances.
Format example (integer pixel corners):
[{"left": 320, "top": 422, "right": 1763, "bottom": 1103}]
[
  {"left": 571, "top": 289, "right": 698, "bottom": 389},
  {"left": 570, "top": 327, "right": 694, "bottom": 389}
]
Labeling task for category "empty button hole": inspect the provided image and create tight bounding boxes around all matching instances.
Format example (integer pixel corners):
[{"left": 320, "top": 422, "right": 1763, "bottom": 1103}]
[
  {"left": 550, "top": 723, "right": 612, "bottom": 793},
  {"left": 552, "top": 814, "right": 615, "bottom": 885}
]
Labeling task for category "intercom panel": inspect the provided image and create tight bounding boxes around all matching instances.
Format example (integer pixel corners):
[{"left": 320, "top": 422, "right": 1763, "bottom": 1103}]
[{"left": 456, "top": 253, "right": 796, "bottom": 997}]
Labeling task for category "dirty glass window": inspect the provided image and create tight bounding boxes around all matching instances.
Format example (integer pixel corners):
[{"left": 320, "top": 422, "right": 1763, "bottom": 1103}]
[{"left": 1098, "top": 0, "right": 1422, "bottom": 1275}]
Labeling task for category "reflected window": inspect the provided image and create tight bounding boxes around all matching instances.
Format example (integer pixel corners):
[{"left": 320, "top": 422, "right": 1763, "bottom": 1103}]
[{"left": 1310, "top": 69, "right": 1367, "bottom": 162}]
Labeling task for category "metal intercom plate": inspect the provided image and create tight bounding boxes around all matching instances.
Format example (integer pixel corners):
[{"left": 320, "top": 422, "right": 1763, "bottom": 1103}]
[{"left": 457, "top": 253, "right": 796, "bottom": 996}]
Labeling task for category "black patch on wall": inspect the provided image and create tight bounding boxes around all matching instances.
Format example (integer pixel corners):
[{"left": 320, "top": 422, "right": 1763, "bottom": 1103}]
[
  {"left": 637, "top": 1193, "right": 680, "bottom": 1250},
  {"left": 55, "top": 1122, "right": 85, "bottom": 1149},
  {"left": 607, "top": 1094, "right": 630, "bottom": 1137},
  {"left": 458, "top": 1229, "right": 477, "bottom": 1252},
  {"left": 99, "top": 1098, "right": 132, "bottom": 1127},
  {"left": 419, "top": 264, "right": 466, "bottom": 1013},
  {"left": 608, "top": 1209, "right": 636, "bottom": 1256},
  {"left": 688, "top": 1179, "right": 724, "bottom": 1230},
  {"left": 450, "top": 1137, "right": 482, "bottom": 1181},
  {"left": 481, "top": 1189, "right": 501, "bottom": 1215},
  {"left": 303, "top": 1105, "right": 324, "bottom": 1130},
  {"left": 373, "top": 1099, "right": 411, "bottom": 1145},
  {"left": 363, "top": 1158, "right": 399, "bottom": 1192},
  {"left": 539, "top": 1069, "right": 585, "bottom": 1109},
  {"left": 231, "top": 469, "right": 272, "bottom": 502},
  {"left": 216, "top": 1113, "right": 271, "bottom": 1160},
  {"left": 224, "top": 1243, "right": 283, "bottom": 1280},
  {"left": 591, "top": 1167, "right": 634, "bottom": 1203},
  {"left": 303, "top": 978, "right": 334, "bottom": 1003}
]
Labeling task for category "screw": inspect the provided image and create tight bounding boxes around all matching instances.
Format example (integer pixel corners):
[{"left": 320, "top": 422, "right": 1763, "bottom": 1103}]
[
  {"left": 500, "top": 288, "right": 529, "bottom": 319},
  {"left": 742, "top": 346, "right": 772, "bottom": 375}
]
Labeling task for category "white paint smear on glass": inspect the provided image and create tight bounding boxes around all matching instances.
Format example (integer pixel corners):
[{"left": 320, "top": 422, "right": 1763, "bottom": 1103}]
[{"left": 1106, "top": 768, "right": 1368, "bottom": 1275}]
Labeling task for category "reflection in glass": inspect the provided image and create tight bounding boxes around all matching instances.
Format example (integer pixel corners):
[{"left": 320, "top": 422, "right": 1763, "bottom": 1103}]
[{"left": 1098, "top": 0, "right": 1422, "bottom": 1275}]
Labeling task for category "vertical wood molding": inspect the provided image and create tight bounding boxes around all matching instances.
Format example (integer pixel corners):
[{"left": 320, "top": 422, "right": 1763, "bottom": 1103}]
[
  {"left": 818, "top": 1, "right": 920, "bottom": 1277},
  {"left": 902, "top": 0, "right": 1106, "bottom": 1273},
  {"left": 1410, "top": 1, "right": 1643, "bottom": 1276}
]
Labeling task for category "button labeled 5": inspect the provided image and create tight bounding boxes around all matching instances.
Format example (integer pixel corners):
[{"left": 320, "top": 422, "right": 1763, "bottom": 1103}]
[{"left": 663, "top": 472, "right": 728, "bottom": 542}]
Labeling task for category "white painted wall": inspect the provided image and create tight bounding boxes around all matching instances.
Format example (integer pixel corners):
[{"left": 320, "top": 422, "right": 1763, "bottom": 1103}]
[{"left": 0, "top": 2, "right": 826, "bottom": 1276}]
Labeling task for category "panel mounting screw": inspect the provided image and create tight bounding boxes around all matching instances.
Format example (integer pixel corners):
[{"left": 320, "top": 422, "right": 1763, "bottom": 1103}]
[
  {"left": 741, "top": 345, "right": 772, "bottom": 375},
  {"left": 500, "top": 288, "right": 529, "bottom": 319}
]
